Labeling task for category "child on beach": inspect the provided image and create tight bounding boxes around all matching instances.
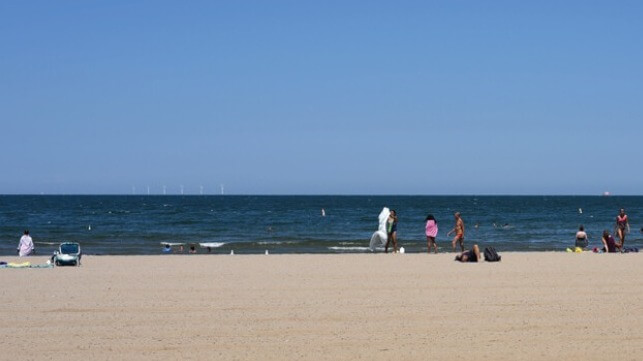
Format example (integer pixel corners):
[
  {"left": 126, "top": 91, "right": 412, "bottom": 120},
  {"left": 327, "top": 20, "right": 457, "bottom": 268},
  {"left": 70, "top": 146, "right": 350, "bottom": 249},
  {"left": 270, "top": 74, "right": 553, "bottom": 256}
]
[
  {"left": 425, "top": 214, "right": 438, "bottom": 254},
  {"left": 385, "top": 210, "right": 398, "bottom": 253}
]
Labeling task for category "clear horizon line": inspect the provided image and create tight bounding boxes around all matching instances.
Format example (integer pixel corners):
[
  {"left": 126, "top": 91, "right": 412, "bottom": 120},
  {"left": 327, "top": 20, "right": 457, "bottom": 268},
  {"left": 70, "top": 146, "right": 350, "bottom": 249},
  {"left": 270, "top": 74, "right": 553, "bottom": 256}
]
[{"left": 0, "top": 193, "right": 639, "bottom": 197}]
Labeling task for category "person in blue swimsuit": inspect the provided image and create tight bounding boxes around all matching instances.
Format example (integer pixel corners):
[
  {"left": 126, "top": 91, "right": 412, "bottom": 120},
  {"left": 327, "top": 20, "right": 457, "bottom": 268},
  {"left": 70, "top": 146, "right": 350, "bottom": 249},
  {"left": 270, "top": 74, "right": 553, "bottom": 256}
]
[{"left": 385, "top": 210, "right": 398, "bottom": 253}]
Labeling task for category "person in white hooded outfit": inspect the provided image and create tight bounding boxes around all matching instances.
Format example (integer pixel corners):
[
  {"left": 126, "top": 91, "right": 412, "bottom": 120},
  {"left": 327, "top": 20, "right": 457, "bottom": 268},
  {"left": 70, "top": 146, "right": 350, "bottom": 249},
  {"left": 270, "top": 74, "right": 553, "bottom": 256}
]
[{"left": 17, "top": 230, "right": 34, "bottom": 256}]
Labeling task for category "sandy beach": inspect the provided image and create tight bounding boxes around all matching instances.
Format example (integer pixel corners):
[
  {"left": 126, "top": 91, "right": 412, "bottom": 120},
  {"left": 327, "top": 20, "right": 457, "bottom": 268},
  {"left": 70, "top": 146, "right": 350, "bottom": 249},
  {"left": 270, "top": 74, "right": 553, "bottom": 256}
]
[{"left": 1, "top": 252, "right": 642, "bottom": 360}]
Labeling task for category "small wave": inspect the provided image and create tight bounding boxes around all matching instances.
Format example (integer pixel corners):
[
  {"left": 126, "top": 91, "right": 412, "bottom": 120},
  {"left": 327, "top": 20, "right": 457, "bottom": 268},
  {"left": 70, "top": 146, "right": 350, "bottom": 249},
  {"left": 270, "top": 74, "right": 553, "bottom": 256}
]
[
  {"left": 257, "top": 241, "right": 302, "bottom": 245},
  {"left": 328, "top": 246, "right": 371, "bottom": 252},
  {"left": 199, "top": 242, "right": 225, "bottom": 248}
]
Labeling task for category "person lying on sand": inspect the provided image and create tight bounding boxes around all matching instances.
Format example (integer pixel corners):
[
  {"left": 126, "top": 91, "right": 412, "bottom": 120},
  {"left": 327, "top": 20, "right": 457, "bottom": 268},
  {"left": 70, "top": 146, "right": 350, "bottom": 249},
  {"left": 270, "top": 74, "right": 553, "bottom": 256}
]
[{"left": 455, "top": 244, "right": 480, "bottom": 262}]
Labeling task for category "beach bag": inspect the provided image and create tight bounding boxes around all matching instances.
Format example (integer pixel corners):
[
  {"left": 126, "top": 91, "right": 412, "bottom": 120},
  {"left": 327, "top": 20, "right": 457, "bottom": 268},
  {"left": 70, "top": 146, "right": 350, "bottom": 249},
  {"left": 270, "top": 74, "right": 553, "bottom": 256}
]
[{"left": 484, "top": 247, "right": 501, "bottom": 262}]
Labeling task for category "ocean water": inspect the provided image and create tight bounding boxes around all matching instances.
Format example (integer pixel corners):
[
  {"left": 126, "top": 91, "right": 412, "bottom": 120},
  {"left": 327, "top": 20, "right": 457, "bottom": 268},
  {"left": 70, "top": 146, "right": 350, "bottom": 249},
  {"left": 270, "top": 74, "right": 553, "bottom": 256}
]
[{"left": 0, "top": 195, "right": 641, "bottom": 255}]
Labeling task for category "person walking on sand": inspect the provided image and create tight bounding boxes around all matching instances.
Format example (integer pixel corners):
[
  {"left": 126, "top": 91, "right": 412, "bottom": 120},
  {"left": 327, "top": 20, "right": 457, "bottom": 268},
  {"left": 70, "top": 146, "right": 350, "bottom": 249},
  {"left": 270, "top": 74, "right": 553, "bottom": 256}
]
[
  {"left": 17, "top": 230, "right": 34, "bottom": 257},
  {"left": 447, "top": 212, "right": 465, "bottom": 252},
  {"left": 385, "top": 210, "right": 398, "bottom": 253},
  {"left": 425, "top": 214, "right": 438, "bottom": 254},
  {"left": 615, "top": 209, "right": 630, "bottom": 247}
]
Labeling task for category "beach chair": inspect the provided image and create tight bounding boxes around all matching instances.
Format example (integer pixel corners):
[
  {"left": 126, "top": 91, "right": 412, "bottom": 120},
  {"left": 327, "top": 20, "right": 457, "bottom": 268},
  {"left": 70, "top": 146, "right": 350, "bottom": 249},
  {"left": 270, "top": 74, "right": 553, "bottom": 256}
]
[{"left": 53, "top": 242, "right": 82, "bottom": 266}]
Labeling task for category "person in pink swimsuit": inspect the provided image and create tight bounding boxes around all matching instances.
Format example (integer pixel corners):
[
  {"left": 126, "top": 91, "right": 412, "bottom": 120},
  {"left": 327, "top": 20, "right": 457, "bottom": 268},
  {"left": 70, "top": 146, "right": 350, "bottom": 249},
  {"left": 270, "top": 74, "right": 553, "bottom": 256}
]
[
  {"left": 425, "top": 214, "right": 438, "bottom": 254},
  {"left": 615, "top": 208, "right": 630, "bottom": 247}
]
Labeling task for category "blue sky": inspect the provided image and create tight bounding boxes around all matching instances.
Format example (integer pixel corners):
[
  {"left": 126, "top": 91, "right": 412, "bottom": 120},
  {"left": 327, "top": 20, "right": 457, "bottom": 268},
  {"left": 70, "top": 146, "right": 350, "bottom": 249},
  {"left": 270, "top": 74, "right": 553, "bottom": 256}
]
[{"left": 1, "top": 1, "right": 641, "bottom": 194}]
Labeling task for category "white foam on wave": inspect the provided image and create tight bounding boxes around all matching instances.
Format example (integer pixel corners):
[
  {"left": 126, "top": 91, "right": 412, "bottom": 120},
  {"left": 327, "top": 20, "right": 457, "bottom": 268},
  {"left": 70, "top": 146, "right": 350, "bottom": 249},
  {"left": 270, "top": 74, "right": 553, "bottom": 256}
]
[
  {"left": 257, "top": 241, "right": 301, "bottom": 245},
  {"left": 199, "top": 242, "right": 226, "bottom": 248},
  {"left": 328, "top": 246, "right": 371, "bottom": 252}
]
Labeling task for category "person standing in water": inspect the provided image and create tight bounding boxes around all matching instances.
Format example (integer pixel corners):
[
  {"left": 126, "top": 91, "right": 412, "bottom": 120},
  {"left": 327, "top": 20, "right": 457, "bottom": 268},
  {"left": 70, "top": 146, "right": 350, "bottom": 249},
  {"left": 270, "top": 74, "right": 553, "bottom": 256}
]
[
  {"left": 447, "top": 212, "right": 465, "bottom": 252},
  {"left": 615, "top": 209, "right": 630, "bottom": 247},
  {"left": 17, "top": 230, "right": 34, "bottom": 256},
  {"left": 575, "top": 225, "right": 589, "bottom": 249},
  {"left": 385, "top": 210, "right": 398, "bottom": 253},
  {"left": 425, "top": 214, "right": 438, "bottom": 254}
]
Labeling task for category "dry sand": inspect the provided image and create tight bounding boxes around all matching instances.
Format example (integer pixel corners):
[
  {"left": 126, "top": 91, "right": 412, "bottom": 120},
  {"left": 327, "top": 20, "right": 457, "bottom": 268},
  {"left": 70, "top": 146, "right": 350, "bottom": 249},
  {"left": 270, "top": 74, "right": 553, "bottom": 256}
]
[{"left": 1, "top": 252, "right": 642, "bottom": 361}]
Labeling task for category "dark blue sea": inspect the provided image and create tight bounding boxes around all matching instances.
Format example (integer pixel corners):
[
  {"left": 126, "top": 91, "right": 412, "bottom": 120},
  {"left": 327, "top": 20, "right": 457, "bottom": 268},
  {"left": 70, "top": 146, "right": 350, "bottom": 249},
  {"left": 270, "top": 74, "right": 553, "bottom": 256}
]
[{"left": 0, "top": 195, "right": 641, "bottom": 255}]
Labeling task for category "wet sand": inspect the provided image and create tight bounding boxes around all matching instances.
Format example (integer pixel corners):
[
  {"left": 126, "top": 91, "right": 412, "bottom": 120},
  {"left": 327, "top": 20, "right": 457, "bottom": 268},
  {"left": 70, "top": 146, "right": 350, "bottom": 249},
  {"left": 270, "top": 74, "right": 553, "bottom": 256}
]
[{"left": 1, "top": 252, "right": 642, "bottom": 360}]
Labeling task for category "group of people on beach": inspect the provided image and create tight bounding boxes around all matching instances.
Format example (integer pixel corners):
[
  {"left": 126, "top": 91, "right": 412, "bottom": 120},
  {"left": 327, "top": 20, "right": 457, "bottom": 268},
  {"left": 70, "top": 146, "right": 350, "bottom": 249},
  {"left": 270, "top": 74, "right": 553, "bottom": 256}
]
[
  {"left": 429, "top": 212, "right": 482, "bottom": 262},
  {"left": 427, "top": 212, "right": 482, "bottom": 262},
  {"left": 387, "top": 208, "right": 637, "bottom": 260},
  {"left": 386, "top": 210, "right": 468, "bottom": 255},
  {"left": 12, "top": 208, "right": 638, "bottom": 258},
  {"left": 575, "top": 208, "right": 633, "bottom": 253}
]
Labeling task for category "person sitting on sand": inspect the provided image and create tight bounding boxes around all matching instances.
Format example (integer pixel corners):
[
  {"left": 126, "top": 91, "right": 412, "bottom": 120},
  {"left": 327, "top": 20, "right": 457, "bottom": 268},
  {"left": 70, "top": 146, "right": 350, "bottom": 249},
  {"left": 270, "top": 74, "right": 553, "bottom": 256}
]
[
  {"left": 189, "top": 245, "right": 197, "bottom": 254},
  {"left": 162, "top": 244, "right": 172, "bottom": 254},
  {"left": 575, "top": 225, "right": 589, "bottom": 249},
  {"left": 601, "top": 230, "right": 622, "bottom": 253},
  {"left": 455, "top": 244, "right": 481, "bottom": 262},
  {"left": 17, "top": 230, "right": 34, "bottom": 257}
]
